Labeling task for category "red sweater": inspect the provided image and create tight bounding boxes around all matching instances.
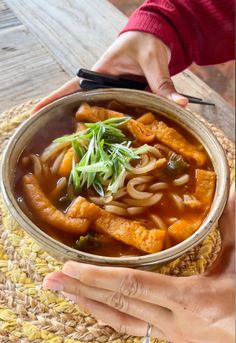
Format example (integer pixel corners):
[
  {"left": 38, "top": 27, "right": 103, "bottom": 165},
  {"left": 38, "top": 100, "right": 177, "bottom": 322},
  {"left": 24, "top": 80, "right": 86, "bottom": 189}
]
[{"left": 121, "top": 0, "right": 234, "bottom": 75}]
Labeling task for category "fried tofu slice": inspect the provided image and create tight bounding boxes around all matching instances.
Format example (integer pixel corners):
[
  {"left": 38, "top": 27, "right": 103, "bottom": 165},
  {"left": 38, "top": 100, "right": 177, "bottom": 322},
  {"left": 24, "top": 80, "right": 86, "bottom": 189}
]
[
  {"left": 22, "top": 174, "right": 89, "bottom": 235},
  {"left": 94, "top": 214, "right": 166, "bottom": 254},
  {"left": 58, "top": 121, "right": 87, "bottom": 177},
  {"left": 66, "top": 196, "right": 101, "bottom": 222},
  {"left": 195, "top": 169, "right": 216, "bottom": 211},
  {"left": 76, "top": 103, "right": 155, "bottom": 143},
  {"left": 67, "top": 196, "right": 166, "bottom": 253},
  {"left": 164, "top": 231, "right": 172, "bottom": 249},
  {"left": 168, "top": 215, "right": 203, "bottom": 243},
  {"left": 150, "top": 120, "right": 207, "bottom": 167},
  {"left": 168, "top": 170, "right": 216, "bottom": 244},
  {"left": 126, "top": 120, "right": 155, "bottom": 143},
  {"left": 137, "top": 112, "right": 156, "bottom": 125},
  {"left": 58, "top": 148, "right": 74, "bottom": 177},
  {"left": 76, "top": 102, "right": 124, "bottom": 122}
]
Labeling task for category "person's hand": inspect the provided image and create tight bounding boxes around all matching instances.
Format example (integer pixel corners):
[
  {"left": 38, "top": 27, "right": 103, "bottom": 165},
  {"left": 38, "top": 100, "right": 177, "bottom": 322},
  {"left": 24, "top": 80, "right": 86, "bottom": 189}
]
[
  {"left": 33, "top": 31, "right": 188, "bottom": 113},
  {"left": 43, "top": 185, "right": 235, "bottom": 342}
]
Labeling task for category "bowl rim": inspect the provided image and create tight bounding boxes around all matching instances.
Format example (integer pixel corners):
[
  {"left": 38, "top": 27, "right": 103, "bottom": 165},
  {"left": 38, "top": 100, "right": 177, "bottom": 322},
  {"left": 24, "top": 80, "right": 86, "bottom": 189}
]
[{"left": 0, "top": 89, "right": 230, "bottom": 266}]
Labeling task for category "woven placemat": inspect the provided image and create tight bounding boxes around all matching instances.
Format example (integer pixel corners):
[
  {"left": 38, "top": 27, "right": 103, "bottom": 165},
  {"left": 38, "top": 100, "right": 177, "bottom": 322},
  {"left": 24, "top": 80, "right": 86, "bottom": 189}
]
[{"left": 0, "top": 100, "right": 235, "bottom": 343}]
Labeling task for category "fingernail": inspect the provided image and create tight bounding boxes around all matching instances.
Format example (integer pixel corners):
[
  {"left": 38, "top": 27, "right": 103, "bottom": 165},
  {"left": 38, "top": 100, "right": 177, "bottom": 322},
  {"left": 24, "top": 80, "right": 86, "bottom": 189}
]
[
  {"left": 62, "top": 262, "right": 80, "bottom": 279},
  {"left": 43, "top": 278, "right": 64, "bottom": 292},
  {"left": 63, "top": 292, "right": 77, "bottom": 303},
  {"left": 170, "top": 93, "right": 188, "bottom": 106}
]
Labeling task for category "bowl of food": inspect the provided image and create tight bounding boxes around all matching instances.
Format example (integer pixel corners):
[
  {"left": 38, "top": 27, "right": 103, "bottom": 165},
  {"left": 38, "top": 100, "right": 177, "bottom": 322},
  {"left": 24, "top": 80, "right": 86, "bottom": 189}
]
[{"left": 0, "top": 89, "right": 229, "bottom": 269}]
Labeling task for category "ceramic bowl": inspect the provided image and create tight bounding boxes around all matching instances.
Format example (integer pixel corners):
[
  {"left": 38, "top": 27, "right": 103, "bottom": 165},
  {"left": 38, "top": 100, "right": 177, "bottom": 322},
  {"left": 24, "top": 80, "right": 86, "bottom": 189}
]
[{"left": 0, "top": 89, "right": 230, "bottom": 269}]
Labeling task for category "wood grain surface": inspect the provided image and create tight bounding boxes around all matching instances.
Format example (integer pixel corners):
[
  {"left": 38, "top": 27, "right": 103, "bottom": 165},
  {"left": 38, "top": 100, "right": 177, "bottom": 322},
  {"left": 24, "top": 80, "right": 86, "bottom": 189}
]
[
  {"left": 6, "top": 0, "right": 127, "bottom": 75},
  {"left": 173, "top": 71, "right": 234, "bottom": 142},
  {"left": 0, "top": 0, "right": 20, "bottom": 30},
  {"left": 0, "top": 1, "right": 69, "bottom": 113},
  {"left": 3, "top": 0, "right": 235, "bottom": 141},
  {"left": 0, "top": 26, "right": 70, "bottom": 113}
]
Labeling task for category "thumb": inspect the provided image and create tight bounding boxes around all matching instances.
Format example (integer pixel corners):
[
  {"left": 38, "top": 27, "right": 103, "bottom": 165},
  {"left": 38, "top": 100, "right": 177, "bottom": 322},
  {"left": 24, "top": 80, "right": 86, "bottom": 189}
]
[{"left": 141, "top": 54, "right": 188, "bottom": 107}]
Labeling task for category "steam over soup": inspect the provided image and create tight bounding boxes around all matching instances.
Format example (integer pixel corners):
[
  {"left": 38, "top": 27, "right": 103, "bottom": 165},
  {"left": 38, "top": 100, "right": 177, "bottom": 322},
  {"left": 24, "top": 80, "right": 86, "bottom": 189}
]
[{"left": 15, "top": 102, "right": 216, "bottom": 257}]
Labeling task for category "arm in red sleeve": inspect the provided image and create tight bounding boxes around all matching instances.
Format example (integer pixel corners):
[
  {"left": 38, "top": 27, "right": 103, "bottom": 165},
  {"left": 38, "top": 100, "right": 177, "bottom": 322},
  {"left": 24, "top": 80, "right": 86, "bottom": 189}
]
[{"left": 120, "top": 0, "right": 234, "bottom": 76}]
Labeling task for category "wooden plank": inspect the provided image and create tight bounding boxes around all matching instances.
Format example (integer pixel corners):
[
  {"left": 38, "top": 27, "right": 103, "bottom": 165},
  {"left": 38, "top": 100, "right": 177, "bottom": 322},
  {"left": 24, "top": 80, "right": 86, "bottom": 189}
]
[
  {"left": 6, "top": 0, "right": 126, "bottom": 76},
  {"left": 6, "top": 0, "right": 235, "bottom": 141},
  {"left": 0, "top": 25, "right": 70, "bottom": 113},
  {"left": 173, "top": 71, "right": 235, "bottom": 142},
  {"left": 0, "top": 0, "right": 21, "bottom": 30}
]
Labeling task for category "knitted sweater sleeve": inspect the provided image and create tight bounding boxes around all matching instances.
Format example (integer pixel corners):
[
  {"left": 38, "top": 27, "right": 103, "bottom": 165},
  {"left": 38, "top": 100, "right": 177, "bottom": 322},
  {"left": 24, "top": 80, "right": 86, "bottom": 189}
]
[{"left": 120, "top": 0, "right": 234, "bottom": 75}]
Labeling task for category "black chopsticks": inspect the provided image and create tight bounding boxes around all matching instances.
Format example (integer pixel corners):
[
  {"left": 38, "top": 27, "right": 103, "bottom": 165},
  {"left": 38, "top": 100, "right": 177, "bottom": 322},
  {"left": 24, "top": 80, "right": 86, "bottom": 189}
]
[
  {"left": 77, "top": 68, "right": 215, "bottom": 106},
  {"left": 179, "top": 93, "right": 215, "bottom": 106},
  {"left": 80, "top": 79, "right": 111, "bottom": 90},
  {"left": 78, "top": 68, "right": 146, "bottom": 90}
]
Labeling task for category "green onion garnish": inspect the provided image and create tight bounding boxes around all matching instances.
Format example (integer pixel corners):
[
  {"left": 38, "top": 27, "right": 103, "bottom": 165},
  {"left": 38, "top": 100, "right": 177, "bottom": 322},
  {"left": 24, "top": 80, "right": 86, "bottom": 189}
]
[{"left": 53, "top": 117, "right": 152, "bottom": 195}]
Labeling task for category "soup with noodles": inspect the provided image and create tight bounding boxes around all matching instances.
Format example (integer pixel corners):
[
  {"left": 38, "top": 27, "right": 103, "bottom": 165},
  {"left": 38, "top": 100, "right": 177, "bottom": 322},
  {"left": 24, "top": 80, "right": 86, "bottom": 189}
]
[{"left": 15, "top": 101, "right": 216, "bottom": 257}]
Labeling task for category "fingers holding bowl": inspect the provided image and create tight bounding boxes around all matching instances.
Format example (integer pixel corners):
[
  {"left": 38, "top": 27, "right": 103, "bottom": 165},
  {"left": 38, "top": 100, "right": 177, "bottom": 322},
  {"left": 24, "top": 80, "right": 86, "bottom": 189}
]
[
  {"left": 43, "top": 271, "right": 168, "bottom": 340},
  {"left": 43, "top": 270, "right": 173, "bottom": 336},
  {"left": 33, "top": 31, "right": 188, "bottom": 113},
  {"left": 32, "top": 77, "right": 81, "bottom": 113},
  {"left": 65, "top": 293, "right": 168, "bottom": 339},
  {"left": 61, "top": 262, "right": 182, "bottom": 309}
]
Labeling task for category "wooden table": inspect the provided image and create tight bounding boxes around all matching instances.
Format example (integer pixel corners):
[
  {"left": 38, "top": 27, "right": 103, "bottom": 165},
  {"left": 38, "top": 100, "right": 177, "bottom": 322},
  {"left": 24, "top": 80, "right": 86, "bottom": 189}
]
[{"left": 0, "top": 0, "right": 234, "bottom": 141}]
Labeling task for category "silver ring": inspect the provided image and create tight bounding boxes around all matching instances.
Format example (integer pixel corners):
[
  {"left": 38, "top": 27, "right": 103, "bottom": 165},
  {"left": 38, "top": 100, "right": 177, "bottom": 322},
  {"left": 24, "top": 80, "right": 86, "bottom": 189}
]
[{"left": 141, "top": 323, "right": 152, "bottom": 343}]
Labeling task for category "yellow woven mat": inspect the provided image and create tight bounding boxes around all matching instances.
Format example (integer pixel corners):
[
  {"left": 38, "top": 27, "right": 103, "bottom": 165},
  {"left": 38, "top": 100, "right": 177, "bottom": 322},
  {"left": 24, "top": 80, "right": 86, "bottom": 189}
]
[{"left": 0, "top": 100, "right": 235, "bottom": 343}]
